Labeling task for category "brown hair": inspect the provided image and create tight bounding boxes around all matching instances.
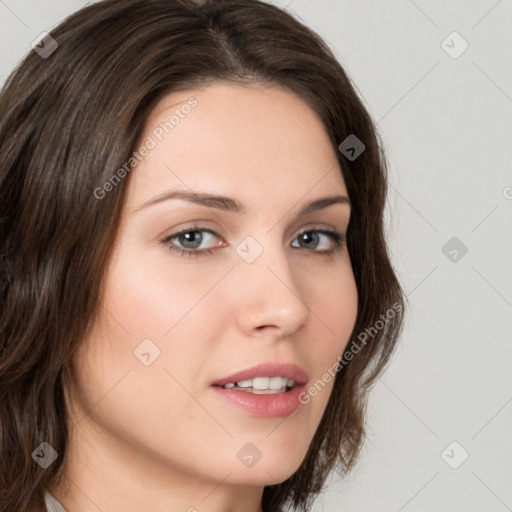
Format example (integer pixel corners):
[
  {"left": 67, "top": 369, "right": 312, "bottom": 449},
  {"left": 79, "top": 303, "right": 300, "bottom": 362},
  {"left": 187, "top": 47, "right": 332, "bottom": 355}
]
[{"left": 0, "top": 1, "right": 406, "bottom": 511}]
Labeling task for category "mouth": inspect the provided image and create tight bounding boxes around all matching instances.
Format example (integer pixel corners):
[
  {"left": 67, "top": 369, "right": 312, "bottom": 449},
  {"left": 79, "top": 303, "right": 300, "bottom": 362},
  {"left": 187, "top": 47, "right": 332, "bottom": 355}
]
[
  {"left": 210, "top": 363, "right": 309, "bottom": 418},
  {"left": 210, "top": 362, "right": 308, "bottom": 390}
]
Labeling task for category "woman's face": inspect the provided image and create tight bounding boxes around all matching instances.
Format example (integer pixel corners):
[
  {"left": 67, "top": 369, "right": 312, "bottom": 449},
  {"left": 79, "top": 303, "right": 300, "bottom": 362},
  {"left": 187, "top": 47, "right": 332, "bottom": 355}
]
[{"left": 65, "top": 82, "right": 358, "bottom": 504}]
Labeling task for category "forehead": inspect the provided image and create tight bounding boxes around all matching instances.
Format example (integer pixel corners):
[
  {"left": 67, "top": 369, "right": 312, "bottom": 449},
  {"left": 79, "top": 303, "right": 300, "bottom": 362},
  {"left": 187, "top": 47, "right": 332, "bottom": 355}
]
[{"left": 126, "top": 81, "right": 347, "bottom": 206}]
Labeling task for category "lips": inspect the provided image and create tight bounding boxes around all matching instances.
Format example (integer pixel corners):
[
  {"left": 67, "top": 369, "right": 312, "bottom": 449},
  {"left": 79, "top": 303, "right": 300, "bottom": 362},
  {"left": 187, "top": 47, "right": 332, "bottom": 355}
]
[{"left": 210, "top": 362, "right": 309, "bottom": 388}]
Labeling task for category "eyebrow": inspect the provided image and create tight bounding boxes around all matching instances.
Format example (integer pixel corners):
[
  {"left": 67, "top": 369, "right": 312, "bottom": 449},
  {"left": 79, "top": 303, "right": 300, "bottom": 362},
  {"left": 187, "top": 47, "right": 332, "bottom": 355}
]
[{"left": 133, "top": 189, "right": 351, "bottom": 216}]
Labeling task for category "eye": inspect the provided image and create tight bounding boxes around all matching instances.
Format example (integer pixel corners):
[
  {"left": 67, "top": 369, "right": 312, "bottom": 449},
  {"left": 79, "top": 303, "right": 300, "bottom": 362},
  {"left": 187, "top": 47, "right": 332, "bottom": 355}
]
[
  {"left": 291, "top": 229, "right": 343, "bottom": 253},
  {"left": 161, "top": 225, "right": 345, "bottom": 258},
  {"left": 161, "top": 226, "right": 221, "bottom": 258}
]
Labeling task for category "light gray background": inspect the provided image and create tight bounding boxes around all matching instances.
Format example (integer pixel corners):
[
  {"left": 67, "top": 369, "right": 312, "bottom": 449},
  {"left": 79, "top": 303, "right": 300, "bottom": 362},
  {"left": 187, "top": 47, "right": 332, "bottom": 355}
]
[{"left": 1, "top": 1, "right": 511, "bottom": 511}]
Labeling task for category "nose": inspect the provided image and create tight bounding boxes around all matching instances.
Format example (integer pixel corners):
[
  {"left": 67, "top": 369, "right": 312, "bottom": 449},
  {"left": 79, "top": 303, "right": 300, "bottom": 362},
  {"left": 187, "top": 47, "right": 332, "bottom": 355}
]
[{"left": 233, "top": 239, "right": 311, "bottom": 338}]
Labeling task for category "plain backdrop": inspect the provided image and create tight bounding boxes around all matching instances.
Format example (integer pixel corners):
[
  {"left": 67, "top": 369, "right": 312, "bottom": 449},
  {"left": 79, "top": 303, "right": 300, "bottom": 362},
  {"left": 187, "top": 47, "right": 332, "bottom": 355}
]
[{"left": 1, "top": 1, "right": 511, "bottom": 511}]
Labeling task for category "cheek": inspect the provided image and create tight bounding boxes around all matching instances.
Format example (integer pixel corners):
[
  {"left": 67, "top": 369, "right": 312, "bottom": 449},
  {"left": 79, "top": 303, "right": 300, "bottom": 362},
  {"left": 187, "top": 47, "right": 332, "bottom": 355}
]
[
  {"left": 300, "top": 264, "right": 358, "bottom": 409},
  {"left": 67, "top": 269, "right": 224, "bottom": 476},
  {"left": 103, "top": 241, "right": 223, "bottom": 342},
  {"left": 307, "top": 260, "right": 359, "bottom": 355},
  {"left": 331, "top": 271, "right": 359, "bottom": 370},
  {"left": 92, "top": 242, "right": 229, "bottom": 412}
]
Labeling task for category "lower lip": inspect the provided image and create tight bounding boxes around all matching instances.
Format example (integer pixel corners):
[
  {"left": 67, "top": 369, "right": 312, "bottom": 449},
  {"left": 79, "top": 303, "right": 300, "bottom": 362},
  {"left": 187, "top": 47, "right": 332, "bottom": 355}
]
[{"left": 210, "top": 384, "right": 306, "bottom": 418}]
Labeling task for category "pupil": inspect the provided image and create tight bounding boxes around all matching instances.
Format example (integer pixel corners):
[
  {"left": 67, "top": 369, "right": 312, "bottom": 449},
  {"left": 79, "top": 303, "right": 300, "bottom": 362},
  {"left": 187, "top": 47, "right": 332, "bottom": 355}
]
[
  {"left": 301, "top": 232, "right": 318, "bottom": 249},
  {"left": 180, "top": 231, "right": 202, "bottom": 249}
]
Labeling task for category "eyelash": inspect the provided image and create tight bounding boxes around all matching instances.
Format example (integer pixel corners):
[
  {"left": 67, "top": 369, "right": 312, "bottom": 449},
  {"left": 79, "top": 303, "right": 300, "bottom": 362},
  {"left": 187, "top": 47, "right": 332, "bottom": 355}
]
[{"left": 160, "top": 224, "right": 345, "bottom": 259}]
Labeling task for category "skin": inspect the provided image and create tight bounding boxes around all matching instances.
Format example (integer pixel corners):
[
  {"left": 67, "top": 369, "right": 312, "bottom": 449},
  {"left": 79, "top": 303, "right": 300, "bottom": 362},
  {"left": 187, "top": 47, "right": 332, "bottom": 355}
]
[{"left": 50, "top": 81, "right": 358, "bottom": 512}]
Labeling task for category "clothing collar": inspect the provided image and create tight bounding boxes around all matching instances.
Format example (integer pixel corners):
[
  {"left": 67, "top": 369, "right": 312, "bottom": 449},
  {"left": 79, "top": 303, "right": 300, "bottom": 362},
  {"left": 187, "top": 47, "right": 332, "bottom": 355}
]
[{"left": 44, "top": 491, "right": 68, "bottom": 512}]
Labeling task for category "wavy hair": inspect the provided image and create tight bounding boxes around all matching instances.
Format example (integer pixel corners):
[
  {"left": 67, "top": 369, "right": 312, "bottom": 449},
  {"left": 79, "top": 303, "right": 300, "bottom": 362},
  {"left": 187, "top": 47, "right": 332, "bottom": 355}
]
[{"left": 0, "top": 1, "right": 406, "bottom": 510}]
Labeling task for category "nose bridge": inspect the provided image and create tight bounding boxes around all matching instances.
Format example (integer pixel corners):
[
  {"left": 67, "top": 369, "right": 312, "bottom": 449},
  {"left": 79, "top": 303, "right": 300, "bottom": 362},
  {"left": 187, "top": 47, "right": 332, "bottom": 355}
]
[{"left": 233, "top": 232, "right": 310, "bottom": 334}]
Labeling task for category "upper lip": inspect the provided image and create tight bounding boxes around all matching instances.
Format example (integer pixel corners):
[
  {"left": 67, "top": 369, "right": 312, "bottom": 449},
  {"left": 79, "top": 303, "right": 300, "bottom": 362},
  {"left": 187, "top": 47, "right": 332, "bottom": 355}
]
[{"left": 211, "top": 363, "right": 309, "bottom": 387}]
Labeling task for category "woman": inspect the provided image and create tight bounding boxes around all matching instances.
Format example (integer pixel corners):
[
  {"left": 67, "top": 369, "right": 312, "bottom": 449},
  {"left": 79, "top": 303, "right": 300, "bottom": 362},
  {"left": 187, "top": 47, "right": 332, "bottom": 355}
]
[{"left": 0, "top": 0, "right": 406, "bottom": 511}]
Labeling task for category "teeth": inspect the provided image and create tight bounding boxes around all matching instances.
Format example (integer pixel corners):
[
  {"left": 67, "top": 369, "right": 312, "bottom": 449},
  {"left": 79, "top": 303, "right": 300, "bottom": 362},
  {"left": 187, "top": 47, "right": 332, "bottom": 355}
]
[{"left": 222, "top": 377, "right": 295, "bottom": 390}]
